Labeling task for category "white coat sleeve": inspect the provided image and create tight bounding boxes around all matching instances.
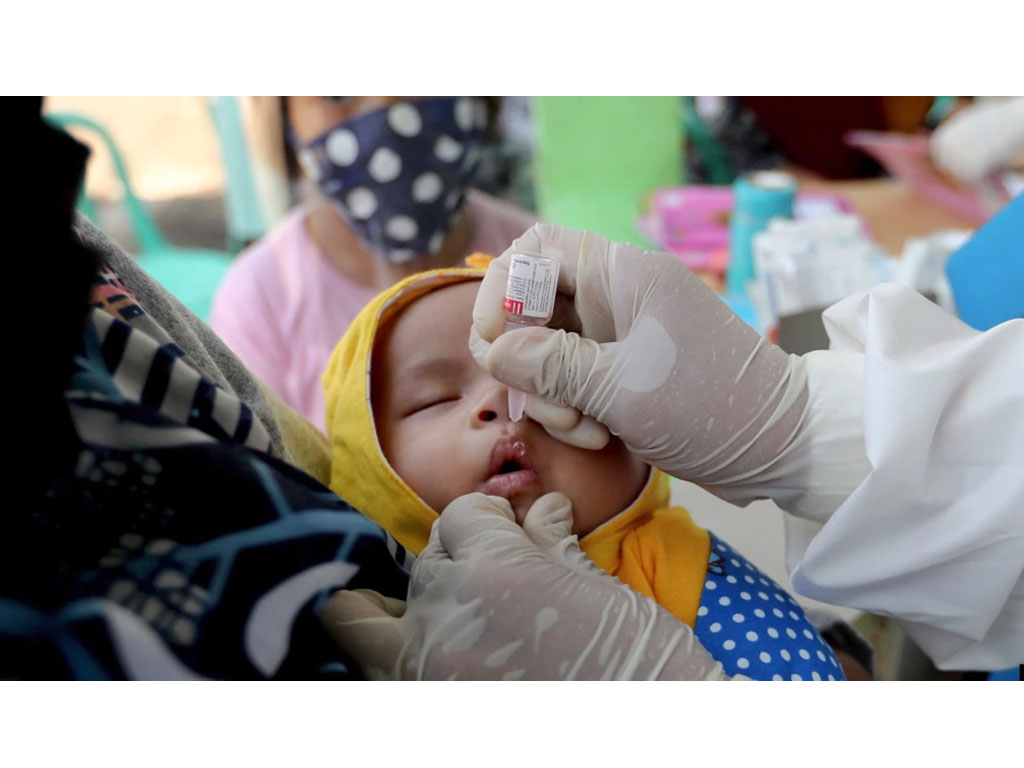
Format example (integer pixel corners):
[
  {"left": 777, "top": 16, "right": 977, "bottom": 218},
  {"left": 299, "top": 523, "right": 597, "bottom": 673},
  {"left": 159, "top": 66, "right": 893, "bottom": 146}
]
[{"left": 780, "top": 283, "right": 1024, "bottom": 671}]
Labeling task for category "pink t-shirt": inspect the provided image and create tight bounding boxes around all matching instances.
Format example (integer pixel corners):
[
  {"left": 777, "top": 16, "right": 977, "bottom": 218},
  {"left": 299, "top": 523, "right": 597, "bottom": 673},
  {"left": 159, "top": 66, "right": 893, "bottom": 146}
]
[{"left": 211, "top": 190, "right": 537, "bottom": 431}]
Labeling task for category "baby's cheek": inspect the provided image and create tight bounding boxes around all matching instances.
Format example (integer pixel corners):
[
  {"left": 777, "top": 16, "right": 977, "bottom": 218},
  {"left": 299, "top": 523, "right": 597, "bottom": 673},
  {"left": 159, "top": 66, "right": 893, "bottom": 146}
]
[
  {"left": 385, "top": 432, "right": 434, "bottom": 495},
  {"left": 509, "top": 497, "right": 534, "bottom": 527},
  {"left": 567, "top": 494, "right": 612, "bottom": 537},
  {"left": 395, "top": 440, "right": 476, "bottom": 513},
  {"left": 542, "top": 469, "right": 593, "bottom": 535}
]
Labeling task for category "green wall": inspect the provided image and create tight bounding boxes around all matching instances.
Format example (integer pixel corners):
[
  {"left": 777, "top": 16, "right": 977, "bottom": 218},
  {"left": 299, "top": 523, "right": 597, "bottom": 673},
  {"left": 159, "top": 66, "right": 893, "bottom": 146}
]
[{"left": 532, "top": 97, "right": 683, "bottom": 246}]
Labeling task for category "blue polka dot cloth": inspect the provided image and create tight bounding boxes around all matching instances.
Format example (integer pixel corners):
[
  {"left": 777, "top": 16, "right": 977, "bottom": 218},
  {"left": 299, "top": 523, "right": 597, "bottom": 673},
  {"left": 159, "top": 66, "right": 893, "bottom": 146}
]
[{"left": 693, "top": 533, "right": 845, "bottom": 681}]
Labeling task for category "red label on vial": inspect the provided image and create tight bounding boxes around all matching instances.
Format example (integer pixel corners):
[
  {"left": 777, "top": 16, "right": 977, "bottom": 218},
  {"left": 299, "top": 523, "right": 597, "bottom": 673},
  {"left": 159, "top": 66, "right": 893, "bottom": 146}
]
[{"left": 503, "top": 297, "right": 524, "bottom": 315}]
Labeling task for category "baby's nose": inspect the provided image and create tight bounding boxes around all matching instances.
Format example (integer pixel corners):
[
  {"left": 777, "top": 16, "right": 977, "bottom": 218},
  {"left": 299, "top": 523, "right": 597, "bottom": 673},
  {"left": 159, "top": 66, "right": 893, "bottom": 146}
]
[{"left": 474, "top": 384, "right": 510, "bottom": 424}]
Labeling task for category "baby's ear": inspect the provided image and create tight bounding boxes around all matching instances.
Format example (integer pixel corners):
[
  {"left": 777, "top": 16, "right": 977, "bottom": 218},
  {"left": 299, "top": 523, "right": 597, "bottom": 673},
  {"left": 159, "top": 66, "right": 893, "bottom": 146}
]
[{"left": 464, "top": 252, "right": 494, "bottom": 269}]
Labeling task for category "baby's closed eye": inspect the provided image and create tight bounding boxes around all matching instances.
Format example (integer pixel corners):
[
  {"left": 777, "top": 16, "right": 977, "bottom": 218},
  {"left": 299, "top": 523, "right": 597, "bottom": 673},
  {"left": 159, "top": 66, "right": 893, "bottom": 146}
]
[{"left": 404, "top": 394, "right": 462, "bottom": 418}]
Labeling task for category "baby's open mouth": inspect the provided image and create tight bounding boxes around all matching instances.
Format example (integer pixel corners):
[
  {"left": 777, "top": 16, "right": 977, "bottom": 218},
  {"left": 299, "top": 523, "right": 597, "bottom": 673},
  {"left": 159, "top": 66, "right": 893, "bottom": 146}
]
[{"left": 483, "top": 437, "right": 540, "bottom": 499}]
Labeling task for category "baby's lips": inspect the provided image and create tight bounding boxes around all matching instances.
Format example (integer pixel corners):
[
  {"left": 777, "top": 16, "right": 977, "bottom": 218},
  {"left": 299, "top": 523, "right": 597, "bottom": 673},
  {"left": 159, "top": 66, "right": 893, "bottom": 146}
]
[
  {"left": 482, "top": 435, "right": 541, "bottom": 501},
  {"left": 482, "top": 469, "right": 541, "bottom": 502},
  {"left": 486, "top": 436, "right": 535, "bottom": 479},
  {"left": 511, "top": 439, "right": 531, "bottom": 469}
]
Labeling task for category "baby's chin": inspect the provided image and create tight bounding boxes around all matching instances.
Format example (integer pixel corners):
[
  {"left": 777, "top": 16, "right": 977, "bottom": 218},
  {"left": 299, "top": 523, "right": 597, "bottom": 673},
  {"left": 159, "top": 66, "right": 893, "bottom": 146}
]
[
  {"left": 479, "top": 491, "right": 541, "bottom": 527},
  {"left": 436, "top": 490, "right": 540, "bottom": 526},
  {"left": 446, "top": 489, "right": 591, "bottom": 537},
  {"left": 509, "top": 493, "right": 539, "bottom": 526}
]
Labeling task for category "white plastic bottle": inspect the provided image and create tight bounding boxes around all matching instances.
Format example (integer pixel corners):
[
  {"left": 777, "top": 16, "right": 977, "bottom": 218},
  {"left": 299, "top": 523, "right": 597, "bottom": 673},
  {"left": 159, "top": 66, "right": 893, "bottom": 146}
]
[{"left": 502, "top": 250, "right": 560, "bottom": 421}]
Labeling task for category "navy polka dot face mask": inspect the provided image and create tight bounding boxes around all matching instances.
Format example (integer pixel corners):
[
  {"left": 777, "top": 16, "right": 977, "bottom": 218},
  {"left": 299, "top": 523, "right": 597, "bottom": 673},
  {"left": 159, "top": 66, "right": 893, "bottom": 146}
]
[{"left": 296, "top": 97, "right": 487, "bottom": 263}]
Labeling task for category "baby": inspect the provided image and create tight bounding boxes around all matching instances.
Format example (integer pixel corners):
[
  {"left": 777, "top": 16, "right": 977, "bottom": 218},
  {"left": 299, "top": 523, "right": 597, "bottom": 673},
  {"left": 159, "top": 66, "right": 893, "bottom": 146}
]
[{"left": 323, "top": 267, "right": 845, "bottom": 681}]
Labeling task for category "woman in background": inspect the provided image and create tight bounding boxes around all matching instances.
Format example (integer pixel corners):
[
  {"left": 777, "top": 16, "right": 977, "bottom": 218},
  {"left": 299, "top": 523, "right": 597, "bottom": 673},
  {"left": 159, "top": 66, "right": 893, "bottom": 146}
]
[{"left": 212, "top": 96, "right": 535, "bottom": 430}]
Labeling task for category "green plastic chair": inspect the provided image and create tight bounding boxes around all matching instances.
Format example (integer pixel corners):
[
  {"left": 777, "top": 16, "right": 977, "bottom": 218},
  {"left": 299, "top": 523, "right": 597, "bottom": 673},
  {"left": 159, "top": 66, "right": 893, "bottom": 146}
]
[
  {"left": 205, "top": 97, "right": 267, "bottom": 253},
  {"left": 47, "top": 112, "right": 235, "bottom": 323}
]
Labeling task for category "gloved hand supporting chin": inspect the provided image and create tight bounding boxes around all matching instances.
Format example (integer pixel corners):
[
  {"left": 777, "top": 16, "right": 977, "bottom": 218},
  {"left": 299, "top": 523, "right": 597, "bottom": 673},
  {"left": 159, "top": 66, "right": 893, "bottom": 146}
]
[{"left": 321, "top": 491, "right": 736, "bottom": 680}]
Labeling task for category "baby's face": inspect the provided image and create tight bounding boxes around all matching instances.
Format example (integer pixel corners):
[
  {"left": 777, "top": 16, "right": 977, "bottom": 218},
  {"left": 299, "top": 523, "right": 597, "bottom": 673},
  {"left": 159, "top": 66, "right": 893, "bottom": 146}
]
[{"left": 372, "top": 281, "right": 648, "bottom": 536}]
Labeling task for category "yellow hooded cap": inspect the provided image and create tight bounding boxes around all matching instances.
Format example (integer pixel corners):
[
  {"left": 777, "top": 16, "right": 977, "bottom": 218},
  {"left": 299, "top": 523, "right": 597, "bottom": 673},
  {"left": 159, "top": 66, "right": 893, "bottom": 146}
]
[{"left": 323, "top": 267, "right": 486, "bottom": 555}]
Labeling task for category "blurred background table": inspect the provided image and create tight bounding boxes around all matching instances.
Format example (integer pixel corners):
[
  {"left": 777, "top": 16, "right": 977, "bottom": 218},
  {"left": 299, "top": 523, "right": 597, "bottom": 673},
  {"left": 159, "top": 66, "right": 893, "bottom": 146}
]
[{"left": 792, "top": 171, "right": 978, "bottom": 254}]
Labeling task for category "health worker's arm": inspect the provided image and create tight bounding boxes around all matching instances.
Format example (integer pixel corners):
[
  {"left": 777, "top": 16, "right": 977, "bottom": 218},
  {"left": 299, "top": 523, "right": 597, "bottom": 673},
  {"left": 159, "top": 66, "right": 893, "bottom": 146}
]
[{"left": 782, "top": 284, "right": 1024, "bottom": 671}]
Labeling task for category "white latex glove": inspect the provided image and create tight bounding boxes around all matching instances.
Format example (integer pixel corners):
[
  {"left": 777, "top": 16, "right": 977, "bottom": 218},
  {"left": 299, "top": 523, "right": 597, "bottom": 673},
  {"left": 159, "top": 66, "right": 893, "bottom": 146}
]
[
  {"left": 930, "top": 97, "right": 1024, "bottom": 185},
  {"left": 471, "top": 223, "right": 810, "bottom": 496},
  {"left": 321, "top": 492, "right": 735, "bottom": 680}
]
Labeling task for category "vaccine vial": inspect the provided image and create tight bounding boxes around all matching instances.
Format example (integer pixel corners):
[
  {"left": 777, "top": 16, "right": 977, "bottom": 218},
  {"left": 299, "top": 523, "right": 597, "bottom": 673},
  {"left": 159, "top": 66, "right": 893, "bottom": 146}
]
[{"left": 503, "top": 250, "right": 561, "bottom": 421}]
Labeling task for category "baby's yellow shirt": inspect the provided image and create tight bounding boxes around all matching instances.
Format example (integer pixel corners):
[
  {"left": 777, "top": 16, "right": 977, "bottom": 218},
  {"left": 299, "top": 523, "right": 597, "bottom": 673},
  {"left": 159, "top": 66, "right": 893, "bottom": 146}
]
[{"left": 580, "top": 472, "right": 711, "bottom": 628}]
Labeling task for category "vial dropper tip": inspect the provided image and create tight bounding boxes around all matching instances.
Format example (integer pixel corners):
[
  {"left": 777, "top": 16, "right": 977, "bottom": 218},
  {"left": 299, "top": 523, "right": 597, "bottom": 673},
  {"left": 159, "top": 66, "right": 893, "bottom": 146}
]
[{"left": 508, "top": 388, "right": 527, "bottom": 422}]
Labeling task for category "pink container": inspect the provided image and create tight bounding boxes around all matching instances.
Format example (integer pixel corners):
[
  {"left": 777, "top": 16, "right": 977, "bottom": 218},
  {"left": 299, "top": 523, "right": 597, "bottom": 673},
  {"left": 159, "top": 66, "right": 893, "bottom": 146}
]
[
  {"left": 638, "top": 185, "right": 857, "bottom": 272},
  {"left": 845, "top": 130, "right": 1004, "bottom": 224}
]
